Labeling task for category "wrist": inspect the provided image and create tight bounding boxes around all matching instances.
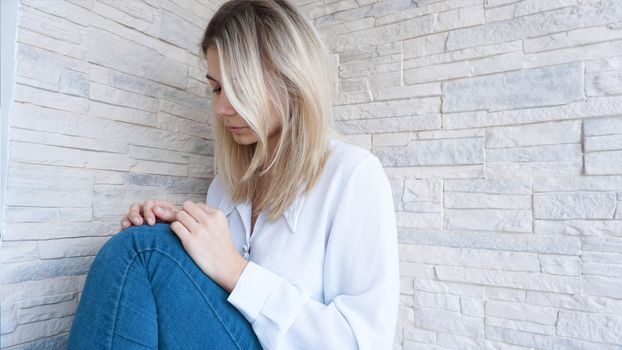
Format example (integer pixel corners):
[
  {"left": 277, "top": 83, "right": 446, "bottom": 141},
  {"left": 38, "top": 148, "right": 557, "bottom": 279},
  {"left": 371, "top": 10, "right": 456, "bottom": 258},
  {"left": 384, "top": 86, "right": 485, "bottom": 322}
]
[{"left": 226, "top": 255, "right": 249, "bottom": 293}]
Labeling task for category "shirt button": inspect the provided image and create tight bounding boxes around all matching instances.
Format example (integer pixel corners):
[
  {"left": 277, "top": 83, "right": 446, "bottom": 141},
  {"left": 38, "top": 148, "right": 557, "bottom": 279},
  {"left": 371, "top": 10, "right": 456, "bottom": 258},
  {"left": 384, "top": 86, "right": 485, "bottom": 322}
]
[{"left": 242, "top": 243, "right": 250, "bottom": 259}]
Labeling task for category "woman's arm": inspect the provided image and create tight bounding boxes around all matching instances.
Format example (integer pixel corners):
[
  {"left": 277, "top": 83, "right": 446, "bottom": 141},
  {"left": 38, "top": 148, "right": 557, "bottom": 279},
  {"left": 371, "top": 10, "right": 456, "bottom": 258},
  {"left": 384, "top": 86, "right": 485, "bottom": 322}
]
[{"left": 227, "top": 155, "right": 400, "bottom": 350}]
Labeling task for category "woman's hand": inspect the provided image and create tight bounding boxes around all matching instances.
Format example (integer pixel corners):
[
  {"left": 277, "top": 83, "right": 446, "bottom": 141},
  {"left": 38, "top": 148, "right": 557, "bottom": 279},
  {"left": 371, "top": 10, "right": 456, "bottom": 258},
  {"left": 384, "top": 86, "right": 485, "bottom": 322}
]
[
  {"left": 120, "top": 199, "right": 178, "bottom": 230},
  {"left": 171, "top": 201, "right": 249, "bottom": 293}
]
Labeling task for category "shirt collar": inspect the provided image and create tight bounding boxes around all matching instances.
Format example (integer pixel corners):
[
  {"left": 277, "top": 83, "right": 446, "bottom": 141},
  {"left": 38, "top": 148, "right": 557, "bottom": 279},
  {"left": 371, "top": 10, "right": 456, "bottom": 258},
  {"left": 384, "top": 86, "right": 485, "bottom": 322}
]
[{"left": 217, "top": 189, "right": 306, "bottom": 234}]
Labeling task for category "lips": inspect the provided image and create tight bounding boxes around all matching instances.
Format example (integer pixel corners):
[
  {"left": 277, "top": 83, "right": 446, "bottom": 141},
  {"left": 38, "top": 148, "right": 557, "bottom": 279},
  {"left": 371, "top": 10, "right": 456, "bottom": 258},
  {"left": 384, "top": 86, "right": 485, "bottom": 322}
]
[{"left": 227, "top": 125, "right": 247, "bottom": 134}]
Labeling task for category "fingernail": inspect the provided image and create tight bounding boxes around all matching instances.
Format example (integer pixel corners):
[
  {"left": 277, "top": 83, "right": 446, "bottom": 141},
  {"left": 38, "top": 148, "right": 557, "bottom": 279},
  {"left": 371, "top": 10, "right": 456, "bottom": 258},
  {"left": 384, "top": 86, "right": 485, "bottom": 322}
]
[{"left": 148, "top": 217, "right": 154, "bottom": 225}]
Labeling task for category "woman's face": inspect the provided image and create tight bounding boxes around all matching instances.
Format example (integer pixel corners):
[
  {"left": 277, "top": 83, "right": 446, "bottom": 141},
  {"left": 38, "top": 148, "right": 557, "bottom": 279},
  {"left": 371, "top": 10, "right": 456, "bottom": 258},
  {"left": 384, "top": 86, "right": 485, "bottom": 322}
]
[{"left": 206, "top": 47, "right": 281, "bottom": 147}]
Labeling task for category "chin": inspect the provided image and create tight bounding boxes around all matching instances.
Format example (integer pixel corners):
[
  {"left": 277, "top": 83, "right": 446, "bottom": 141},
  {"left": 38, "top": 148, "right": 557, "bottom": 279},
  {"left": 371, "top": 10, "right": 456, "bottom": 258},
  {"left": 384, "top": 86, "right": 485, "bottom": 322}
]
[{"left": 231, "top": 135, "right": 258, "bottom": 145}]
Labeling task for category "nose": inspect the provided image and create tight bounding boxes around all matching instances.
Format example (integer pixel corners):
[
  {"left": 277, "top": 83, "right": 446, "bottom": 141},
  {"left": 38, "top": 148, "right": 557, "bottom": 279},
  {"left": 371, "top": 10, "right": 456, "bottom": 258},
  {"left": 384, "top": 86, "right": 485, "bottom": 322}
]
[{"left": 213, "top": 90, "right": 237, "bottom": 118}]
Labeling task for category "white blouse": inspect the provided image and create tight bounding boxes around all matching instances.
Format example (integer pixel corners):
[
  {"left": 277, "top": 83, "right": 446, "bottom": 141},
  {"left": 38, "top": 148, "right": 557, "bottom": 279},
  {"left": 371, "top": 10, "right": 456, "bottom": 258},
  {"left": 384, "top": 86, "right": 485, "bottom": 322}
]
[{"left": 205, "top": 138, "right": 400, "bottom": 350}]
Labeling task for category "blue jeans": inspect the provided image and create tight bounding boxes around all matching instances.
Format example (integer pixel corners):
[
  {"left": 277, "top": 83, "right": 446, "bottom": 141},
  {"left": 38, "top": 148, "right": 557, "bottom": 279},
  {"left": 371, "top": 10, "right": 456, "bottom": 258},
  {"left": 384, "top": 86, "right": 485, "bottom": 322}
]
[{"left": 66, "top": 223, "right": 262, "bottom": 349}]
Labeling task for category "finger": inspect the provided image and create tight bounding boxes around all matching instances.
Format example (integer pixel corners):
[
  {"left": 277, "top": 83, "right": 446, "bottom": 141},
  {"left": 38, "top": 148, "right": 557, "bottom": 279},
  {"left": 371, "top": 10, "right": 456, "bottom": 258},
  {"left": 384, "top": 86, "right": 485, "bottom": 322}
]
[
  {"left": 120, "top": 216, "right": 131, "bottom": 228},
  {"left": 170, "top": 221, "right": 191, "bottom": 240},
  {"left": 181, "top": 201, "right": 209, "bottom": 224},
  {"left": 130, "top": 214, "right": 143, "bottom": 226},
  {"left": 153, "top": 199, "right": 177, "bottom": 211},
  {"left": 176, "top": 209, "right": 199, "bottom": 233},
  {"left": 197, "top": 202, "right": 219, "bottom": 215},
  {"left": 143, "top": 200, "right": 156, "bottom": 225},
  {"left": 128, "top": 203, "right": 143, "bottom": 225},
  {"left": 153, "top": 206, "right": 178, "bottom": 222},
  {"left": 196, "top": 202, "right": 217, "bottom": 215},
  {"left": 153, "top": 200, "right": 178, "bottom": 221}
]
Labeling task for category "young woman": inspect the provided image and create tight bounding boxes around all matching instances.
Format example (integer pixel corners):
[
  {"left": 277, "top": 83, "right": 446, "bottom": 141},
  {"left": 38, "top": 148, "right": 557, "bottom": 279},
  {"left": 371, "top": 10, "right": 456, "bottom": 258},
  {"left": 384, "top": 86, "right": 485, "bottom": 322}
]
[{"left": 66, "top": 1, "right": 399, "bottom": 349}]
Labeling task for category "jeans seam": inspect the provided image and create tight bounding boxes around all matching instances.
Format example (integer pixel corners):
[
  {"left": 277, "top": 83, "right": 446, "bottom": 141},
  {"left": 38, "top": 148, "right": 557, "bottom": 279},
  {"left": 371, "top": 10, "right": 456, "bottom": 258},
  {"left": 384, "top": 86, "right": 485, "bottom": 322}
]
[
  {"left": 110, "top": 253, "right": 139, "bottom": 350},
  {"left": 111, "top": 246, "right": 247, "bottom": 350},
  {"left": 115, "top": 330, "right": 154, "bottom": 348}
]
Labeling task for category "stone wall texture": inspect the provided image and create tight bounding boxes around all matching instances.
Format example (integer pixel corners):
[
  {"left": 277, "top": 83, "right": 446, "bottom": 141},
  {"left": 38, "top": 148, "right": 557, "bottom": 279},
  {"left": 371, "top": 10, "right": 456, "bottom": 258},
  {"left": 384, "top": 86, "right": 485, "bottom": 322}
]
[{"left": 1, "top": 0, "right": 621, "bottom": 349}]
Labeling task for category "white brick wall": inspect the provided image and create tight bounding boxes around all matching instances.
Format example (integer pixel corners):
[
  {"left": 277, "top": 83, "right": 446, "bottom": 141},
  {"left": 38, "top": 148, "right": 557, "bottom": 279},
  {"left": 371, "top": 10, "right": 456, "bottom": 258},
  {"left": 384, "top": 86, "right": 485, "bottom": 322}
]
[
  {"left": 305, "top": 0, "right": 622, "bottom": 349},
  {"left": 1, "top": 0, "right": 621, "bottom": 349},
  {"left": 1, "top": 0, "right": 217, "bottom": 348}
]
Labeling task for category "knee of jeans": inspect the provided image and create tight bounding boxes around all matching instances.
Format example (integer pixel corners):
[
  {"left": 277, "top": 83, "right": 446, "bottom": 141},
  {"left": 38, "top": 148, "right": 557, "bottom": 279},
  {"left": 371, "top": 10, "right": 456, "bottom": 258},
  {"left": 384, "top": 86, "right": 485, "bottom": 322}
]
[{"left": 100, "top": 223, "right": 180, "bottom": 257}]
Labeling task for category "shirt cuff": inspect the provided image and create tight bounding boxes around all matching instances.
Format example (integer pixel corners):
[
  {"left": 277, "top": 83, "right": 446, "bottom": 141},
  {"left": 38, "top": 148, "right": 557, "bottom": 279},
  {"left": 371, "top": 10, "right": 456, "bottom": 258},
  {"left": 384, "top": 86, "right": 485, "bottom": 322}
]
[{"left": 227, "top": 260, "right": 279, "bottom": 323}]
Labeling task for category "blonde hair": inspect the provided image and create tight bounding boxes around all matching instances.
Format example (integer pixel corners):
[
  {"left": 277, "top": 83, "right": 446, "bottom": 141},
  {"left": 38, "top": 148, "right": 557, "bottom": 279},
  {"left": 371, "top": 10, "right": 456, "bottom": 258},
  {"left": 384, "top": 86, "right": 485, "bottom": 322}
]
[{"left": 201, "top": 0, "right": 347, "bottom": 221}]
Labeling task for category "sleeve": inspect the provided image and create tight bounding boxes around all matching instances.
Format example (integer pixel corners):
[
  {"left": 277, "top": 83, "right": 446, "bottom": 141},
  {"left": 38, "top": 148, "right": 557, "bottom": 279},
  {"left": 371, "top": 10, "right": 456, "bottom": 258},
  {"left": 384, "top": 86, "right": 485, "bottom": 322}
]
[{"left": 226, "top": 154, "right": 400, "bottom": 350}]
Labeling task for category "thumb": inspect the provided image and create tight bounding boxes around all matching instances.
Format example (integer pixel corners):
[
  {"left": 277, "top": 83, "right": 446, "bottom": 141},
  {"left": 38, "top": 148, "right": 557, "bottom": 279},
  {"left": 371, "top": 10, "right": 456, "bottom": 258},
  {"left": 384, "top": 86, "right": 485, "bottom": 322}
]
[{"left": 154, "top": 206, "right": 177, "bottom": 221}]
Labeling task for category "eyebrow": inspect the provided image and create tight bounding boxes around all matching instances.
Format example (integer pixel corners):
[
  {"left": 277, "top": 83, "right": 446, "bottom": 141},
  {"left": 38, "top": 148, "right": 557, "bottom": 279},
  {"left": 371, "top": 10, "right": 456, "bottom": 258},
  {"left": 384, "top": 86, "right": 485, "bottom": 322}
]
[{"left": 205, "top": 73, "right": 220, "bottom": 84}]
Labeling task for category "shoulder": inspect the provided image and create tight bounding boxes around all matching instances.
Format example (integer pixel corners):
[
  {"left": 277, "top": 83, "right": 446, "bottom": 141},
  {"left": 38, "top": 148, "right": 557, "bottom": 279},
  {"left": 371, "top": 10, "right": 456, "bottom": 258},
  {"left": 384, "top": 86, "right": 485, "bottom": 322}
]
[
  {"left": 327, "top": 138, "right": 385, "bottom": 184},
  {"left": 327, "top": 138, "right": 374, "bottom": 169}
]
